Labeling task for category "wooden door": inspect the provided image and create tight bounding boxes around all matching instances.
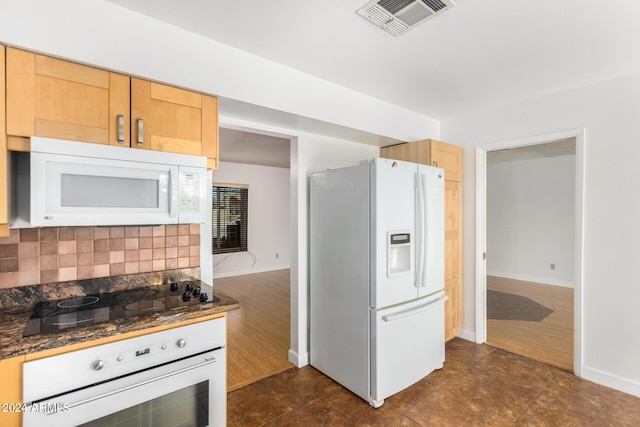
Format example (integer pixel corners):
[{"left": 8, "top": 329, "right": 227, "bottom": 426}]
[
  {"left": 443, "top": 180, "right": 463, "bottom": 340},
  {"left": 1, "top": 46, "right": 8, "bottom": 237},
  {"left": 6, "top": 48, "right": 130, "bottom": 147},
  {"left": 382, "top": 139, "right": 463, "bottom": 181},
  {"left": 430, "top": 139, "right": 462, "bottom": 181},
  {"left": 430, "top": 141, "right": 463, "bottom": 340},
  {"left": 131, "top": 78, "right": 218, "bottom": 166}
]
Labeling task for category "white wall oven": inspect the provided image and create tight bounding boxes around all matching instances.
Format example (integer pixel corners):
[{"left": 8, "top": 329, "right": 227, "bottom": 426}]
[
  {"left": 26, "top": 137, "right": 207, "bottom": 227},
  {"left": 22, "top": 318, "right": 226, "bottom": 427}
]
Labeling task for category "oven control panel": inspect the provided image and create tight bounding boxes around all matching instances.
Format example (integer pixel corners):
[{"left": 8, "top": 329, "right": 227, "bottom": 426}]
[{"left": 91, "top": 336, "right": 197, "bottom": 370}]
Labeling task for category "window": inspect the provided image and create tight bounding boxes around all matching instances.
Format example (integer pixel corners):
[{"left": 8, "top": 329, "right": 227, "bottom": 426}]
[{"left": 212, "top": 184, "right": 248, "bottom": 254}]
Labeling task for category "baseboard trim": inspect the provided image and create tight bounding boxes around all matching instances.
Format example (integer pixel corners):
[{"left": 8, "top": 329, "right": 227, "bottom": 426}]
[
  {"left": 213, "top": 265, "right": 291, "bottom": 279},
  {"left": 457, "top": 329, "right": 477, "bottom": 343},
  {"left": 581, "top": 366, "right": 640, "bottom": 398},
  {"left": 288, "top": 349, "right": 309, "bottom": 368},
  {"left": 487, "top": 271, "right": 575, "bottom": 288}
]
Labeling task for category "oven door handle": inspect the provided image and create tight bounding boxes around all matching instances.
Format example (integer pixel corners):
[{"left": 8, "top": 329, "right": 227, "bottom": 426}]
[{"left": 61, "top": 356, "right": 218, "bottom": 411}]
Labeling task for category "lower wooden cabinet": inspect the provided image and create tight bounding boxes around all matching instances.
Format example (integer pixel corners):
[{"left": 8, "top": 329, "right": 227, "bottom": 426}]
[
  {"left": 1, "top": 46, "right": 8, "bottom": 238},
  {"left": 0, "top": 355, "right": 25, "bottom": 427}
]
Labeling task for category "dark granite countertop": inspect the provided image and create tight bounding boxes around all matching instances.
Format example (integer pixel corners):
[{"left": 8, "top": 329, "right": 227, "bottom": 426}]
[{"left": 0, "top": 268, "right": 239, "bottom": 360}]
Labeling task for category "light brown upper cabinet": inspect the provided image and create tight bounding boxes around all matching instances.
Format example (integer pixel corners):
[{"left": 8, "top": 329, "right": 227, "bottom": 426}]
[
  {"left": 131, "top": 78, "right": 219, "bottom": 168},
  {"left": 1, "top": 46, "right": 8, "bottom": 238},
  {"left": 6, "top": 48, "right": 130, "bottom": 147},
  {"left": 381, "top": 138, "right": 463, "bottom": 341},
  {"left": 5, "top": 48, "right": 218, "bottom": 168}
]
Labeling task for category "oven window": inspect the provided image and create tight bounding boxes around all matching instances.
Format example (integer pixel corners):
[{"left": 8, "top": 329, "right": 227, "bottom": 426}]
[{"left": 77, "top": 381, "right": 209, "bottom": 427}]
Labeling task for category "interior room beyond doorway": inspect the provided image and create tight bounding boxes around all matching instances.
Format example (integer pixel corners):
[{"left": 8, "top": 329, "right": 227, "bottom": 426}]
[{"left": 484, "top": 136, "right": 579, "bottom": 372}]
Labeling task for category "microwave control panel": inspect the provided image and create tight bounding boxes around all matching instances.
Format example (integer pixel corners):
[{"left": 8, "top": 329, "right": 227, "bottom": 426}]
[{"left": 179, "top": 172, "right": 200, "bottom": 214}]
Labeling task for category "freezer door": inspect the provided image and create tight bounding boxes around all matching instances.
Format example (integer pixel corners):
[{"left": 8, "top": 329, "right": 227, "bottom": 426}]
[
  {"left": 371, "top": 158, "right": 418, "bottom": 308},
  {"left": 370, "top": 294, "right": 447, "bottom": 405},
  {"left": 416, "top": 165, "right": 445, "bottom": 298}
]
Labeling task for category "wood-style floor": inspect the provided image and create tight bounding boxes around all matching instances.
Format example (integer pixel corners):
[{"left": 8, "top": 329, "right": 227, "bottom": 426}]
[
  {"left": 214, "top": 269, "right": 293, "bottom": 391},
  {"left": 486, "top": 276, "right": 574, "bottom": 371}
]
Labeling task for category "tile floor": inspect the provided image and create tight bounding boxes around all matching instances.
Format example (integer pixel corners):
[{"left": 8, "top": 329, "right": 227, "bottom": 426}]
[{"left": 227, "top": 338, "right": 640, "bottom": 426}]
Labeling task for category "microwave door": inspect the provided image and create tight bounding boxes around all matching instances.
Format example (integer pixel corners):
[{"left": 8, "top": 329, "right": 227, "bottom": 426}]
[{"left": 31, "top": 152, "right": 179, "bottom": 226}]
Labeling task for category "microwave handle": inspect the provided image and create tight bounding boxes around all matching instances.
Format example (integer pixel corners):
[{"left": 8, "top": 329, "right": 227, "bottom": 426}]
[{"left": 169, "top": 168, "right": 178, "bottom": 219}]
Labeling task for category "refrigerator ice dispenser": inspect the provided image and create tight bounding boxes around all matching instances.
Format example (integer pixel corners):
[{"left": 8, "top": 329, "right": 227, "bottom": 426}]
[{"left": 387, "top": 230, "right": 412, "bottom": 277}]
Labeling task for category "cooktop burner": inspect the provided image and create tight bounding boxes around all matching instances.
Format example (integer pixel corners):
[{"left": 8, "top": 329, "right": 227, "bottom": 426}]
[
  {"left": 57, "top": 296, "right": 100, "bottom": 308},
  {"left": 23, "top": 280, "right": 220, "bottom": 337}
]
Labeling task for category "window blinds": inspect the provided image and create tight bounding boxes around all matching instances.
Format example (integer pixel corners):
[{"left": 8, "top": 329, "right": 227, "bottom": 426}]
[{"left": 212, "top": 185, "right": 248, "bottom": 254}]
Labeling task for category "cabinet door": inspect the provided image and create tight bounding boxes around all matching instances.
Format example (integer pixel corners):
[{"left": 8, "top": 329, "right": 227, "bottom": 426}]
[
  {"left": 131, "top": 78, "right": 218, "bottom": 165},
  {"left": 1, "top": 46, "right": 8, "bottom": 237},
  {"left": 0, "top": 356, "right": 24, "bottom": 427},
  {"left": 6, "top": 48, "right": 130, "bottom": 146},
  {"left": 444, "top": 180, "right": 463, "bottom": 340},
  {"left": 380, "top": 139, "right": 429, "bottom": 165},
  {"left": 429, "top": 139, "right": 462, "bottom": 182}
]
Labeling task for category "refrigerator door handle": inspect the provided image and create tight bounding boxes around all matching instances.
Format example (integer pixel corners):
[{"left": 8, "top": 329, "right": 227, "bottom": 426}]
[
  {"left": 416, "top": 173, "right": 426, "bottom": 288},
  {"left": 382, "top": 296, "right": 448, "bottom": 322},
  {"left": 421, "top": 173, "right": 430, "bottom": 288}
]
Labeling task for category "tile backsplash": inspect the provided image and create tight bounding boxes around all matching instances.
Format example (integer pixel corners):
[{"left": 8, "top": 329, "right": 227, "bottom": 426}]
[{"left": 0, "top": 225, "right": 200, "bottom": 288}]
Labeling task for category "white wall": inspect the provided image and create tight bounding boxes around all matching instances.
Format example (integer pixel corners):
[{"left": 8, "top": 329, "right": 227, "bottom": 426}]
[
  {"left": 487, "top": 155, "right": 575, "bottom": 287},
  {"left": 212, "top": 161, "right": 290, "bottom": 278},
  {"left": 0, "top": 0, "right": 439, "bottom": 143},
  {"left": 442, "top": 71, "right": 640, "bottom": 396}
]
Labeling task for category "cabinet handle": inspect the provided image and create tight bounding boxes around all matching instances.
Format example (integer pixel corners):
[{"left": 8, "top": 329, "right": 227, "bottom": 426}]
[
  {"left": 433, "top": 161, "right": 438, "bottom": 167},
  {"left": 137, "top": 118, "right": 144, "bottom": 147},
  {"left": 117, "top": 114, "right": 125, "bottom": 145}
]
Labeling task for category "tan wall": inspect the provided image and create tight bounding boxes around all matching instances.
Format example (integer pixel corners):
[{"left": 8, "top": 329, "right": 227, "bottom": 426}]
[{"left": 0, "top": 225, "right": 200, "bottom": 288}]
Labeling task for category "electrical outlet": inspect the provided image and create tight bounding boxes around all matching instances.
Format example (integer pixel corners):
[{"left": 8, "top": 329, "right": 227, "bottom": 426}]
[
  {"left": 275, "top": 253, "right": 279, "bottom": 259},
  {"left": 550, "top": 263, "right": 555, "bottom": 270}
]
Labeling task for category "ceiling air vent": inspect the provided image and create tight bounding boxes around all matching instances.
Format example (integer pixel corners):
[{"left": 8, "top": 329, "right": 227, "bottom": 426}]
[{"left": 357, "top": 0, "right": 456, "bottom": 37}]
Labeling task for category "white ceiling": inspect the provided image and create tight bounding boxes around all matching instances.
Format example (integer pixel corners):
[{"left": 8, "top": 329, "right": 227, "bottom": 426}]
[
  {"left": 105, "top": 0, "right": 640, "bottom": 167},
  {"left": 106, "top": 0, "right": 640, "bottom": 120}
]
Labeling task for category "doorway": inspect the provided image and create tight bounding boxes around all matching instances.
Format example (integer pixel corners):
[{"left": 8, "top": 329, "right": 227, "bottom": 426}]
[
  {"left": 475, "top": 129, "right": 584, "bottom": 375},
  {"left": 213, "top": 126, "right": 294, "bottom": 390},
  {"left": 485, "top": 139, "right": 575, "bottom": 370}
]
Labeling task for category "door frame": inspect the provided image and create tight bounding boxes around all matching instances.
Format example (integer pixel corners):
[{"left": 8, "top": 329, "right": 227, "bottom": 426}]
[{"left": 475, "top": 128, "right": 585, "bottom": 375}]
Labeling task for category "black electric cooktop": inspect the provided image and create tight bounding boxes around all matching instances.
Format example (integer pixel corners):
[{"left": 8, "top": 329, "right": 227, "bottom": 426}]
[{"left": 23, "top": 280, "right": 220, "bottom": 337}]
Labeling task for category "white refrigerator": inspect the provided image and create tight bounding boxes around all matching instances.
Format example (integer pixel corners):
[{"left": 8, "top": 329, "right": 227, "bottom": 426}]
[{"left": 310, "top": 158, "right": 447, "bottom": 408}]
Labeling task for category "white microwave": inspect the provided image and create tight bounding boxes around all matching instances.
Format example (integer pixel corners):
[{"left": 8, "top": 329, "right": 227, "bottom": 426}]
[{"left": 28, "top": 137, "right": 208, "bottom": 226}]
